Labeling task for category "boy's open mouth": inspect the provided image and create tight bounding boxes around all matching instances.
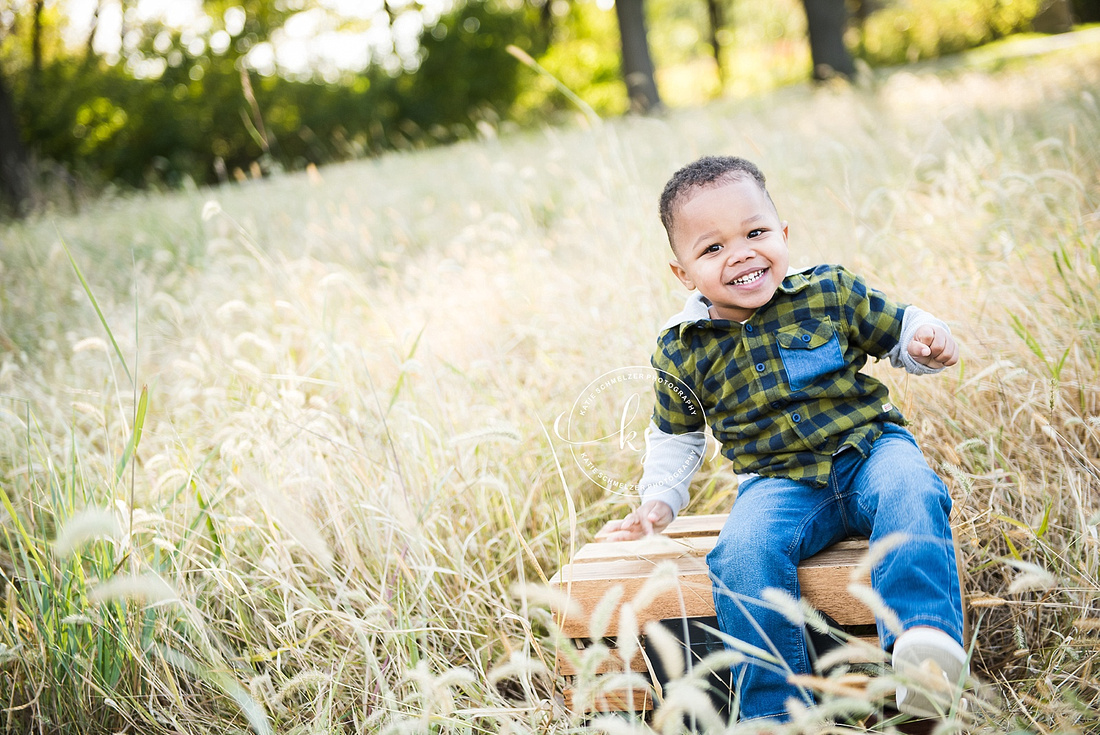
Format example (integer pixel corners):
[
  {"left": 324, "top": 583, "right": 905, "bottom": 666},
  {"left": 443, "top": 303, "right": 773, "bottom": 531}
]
[{"left": 728, "top": 268, "right": 767, "bottom": 286}]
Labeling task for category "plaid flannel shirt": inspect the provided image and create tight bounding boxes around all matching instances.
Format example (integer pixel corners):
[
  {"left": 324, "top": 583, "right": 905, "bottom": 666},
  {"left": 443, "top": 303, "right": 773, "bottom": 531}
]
[{"left": 650, "top": 264, "right": 917, "bottom": 490}]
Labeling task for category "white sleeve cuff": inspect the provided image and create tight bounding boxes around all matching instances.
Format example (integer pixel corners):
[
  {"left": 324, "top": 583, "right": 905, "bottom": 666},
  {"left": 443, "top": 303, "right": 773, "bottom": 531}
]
[
  {"left": 637, "top": 421, "right": 706, "bottom": 518},
  {"left": 888, "top": 306, "right": 951, "bottom": 375}
]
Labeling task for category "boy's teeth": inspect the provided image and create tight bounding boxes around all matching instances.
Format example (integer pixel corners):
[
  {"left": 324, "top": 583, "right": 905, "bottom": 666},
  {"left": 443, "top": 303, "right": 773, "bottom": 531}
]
[{"left": 731, "top": 269, "right": 764, "bottom": 285}]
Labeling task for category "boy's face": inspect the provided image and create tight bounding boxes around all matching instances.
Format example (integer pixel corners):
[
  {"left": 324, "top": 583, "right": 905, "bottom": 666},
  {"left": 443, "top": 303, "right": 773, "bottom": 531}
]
[{"left": 668, "top": 177, "right": 789, "bottom": 322}]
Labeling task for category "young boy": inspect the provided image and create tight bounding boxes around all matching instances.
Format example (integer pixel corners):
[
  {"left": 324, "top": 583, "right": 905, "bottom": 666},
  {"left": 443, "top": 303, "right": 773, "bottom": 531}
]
[{"left": 605, "top": 156, "right": 967, "bottom": 722}]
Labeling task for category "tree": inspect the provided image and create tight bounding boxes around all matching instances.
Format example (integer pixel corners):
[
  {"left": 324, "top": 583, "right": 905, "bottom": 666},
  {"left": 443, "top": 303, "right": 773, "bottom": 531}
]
[
  {"left": 613, "top": 0, "right": 661, "bottom": 112},
  {"left": 705, "top": 0, "right": 724, "bottom": 84},
  {"left": 0, "top": 61, "right": 32, "bottom": 217},
  {"left": 1071, "top": 0, "right": 1100, "bottom": 22},
  {"left": 32, "top": 0, "right": 44, "bottom": 76},
  {"left": 801, "top": 0, "right": 855, "bottom": 79}
]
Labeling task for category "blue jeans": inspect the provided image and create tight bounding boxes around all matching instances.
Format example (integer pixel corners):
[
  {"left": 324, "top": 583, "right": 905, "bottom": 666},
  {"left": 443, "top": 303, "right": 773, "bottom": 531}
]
[{"left": 705, "top": 423, "right": 964, "bottom": 722}]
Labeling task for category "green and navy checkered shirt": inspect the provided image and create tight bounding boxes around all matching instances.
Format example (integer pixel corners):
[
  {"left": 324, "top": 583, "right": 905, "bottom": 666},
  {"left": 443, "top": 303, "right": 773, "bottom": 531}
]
[{"left": 651, "top": 264, "right": 911, "bottom": 488}]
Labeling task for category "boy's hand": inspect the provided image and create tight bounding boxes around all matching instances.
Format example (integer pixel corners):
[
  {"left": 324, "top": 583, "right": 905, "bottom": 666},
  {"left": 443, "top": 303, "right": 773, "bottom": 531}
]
[
  {"left": 602, "top": 500, "right": 674, "bottom": 542},
  {"left": 908, "top": 325, "right": 958, "bottom": 369}
]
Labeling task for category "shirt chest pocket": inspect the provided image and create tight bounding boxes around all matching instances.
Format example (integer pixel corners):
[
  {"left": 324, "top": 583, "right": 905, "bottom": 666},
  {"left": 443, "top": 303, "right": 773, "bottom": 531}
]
[{"left": 776, "top": 318, "right": 845, "bottom": 392}]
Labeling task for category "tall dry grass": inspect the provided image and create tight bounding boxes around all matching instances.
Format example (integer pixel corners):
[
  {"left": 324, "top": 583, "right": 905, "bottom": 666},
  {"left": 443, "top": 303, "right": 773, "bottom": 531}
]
[{"left": 1, "top": 43, "right": 1098, "bottom": 733}]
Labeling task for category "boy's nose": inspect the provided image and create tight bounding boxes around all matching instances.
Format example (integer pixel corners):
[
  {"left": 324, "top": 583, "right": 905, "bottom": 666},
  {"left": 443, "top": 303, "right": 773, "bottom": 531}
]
[{"left": 727, "top": 246, "right": 755, "bottom": 264}]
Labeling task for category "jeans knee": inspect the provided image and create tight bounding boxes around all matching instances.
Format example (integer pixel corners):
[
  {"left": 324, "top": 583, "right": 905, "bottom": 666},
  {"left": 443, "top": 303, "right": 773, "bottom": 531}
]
[
  {"left": 707, "top": 528, "right": 791, "bottom": 591},
  {"left": 868, "top": 470, "right": 952, "bottom": 521},
  {"left": 908, "top": 477, "right": 953, "bottom": 519}
]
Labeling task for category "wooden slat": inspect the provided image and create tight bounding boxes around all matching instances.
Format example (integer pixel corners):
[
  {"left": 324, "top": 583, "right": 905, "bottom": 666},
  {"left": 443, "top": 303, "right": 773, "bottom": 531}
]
[
  {"left": 573, "top": 535, "right": 716, "bottom": 563},
  {"left": 595, "top": 513, "right": 729, "bottom": 541},
  {"left": 551, "top": 558, "right": 715, "bottom": 638},
  {"left": 563, "top": 687, "right": 654, "bottom": 712},
  {"left": 556, "top": 643, "right": 649, "bottom": 676},
  {"left": 656, "top": 513, "right": 730, "bottom": 538},
  {"left": 555, "top": 516, "right": 887, "bottom": 714},
  {"left": 550, "top": 540, "right": 874, "bottom": 637},
  {"left": 799, "top": 543, "right": 874, "bottom": 626},
  {"left": 575, "top": 536, "right": 868, "bottom": 564}
]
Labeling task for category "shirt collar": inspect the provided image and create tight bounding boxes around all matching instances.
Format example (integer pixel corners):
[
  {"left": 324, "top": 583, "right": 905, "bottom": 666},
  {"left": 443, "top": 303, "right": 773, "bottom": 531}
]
[{"left": 663, "top": 264, "right": 817, "bottom": 336}]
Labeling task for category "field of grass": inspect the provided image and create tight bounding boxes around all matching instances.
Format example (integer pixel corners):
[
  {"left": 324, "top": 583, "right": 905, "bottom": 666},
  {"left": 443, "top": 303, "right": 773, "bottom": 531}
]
[{"left": 1, "top": 41, "right": 1099, "bottom": 734}]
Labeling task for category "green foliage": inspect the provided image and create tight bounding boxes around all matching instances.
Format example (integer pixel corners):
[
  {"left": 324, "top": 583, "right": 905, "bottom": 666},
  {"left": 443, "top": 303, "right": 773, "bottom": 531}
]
[
  {"left": 719, "top": 0, "right": 812, "bottom": 98},
  {"left": 13, "top": 58, "right": 377, "bottom": 187},
  {"left": 393, "top": 1, "right": 548, "bottom": 138},
  {"left": 0, "top": 0, "right": 1074, "bottom": 198},
  {"left": 0, "top": 422, "right": 152, "bottom": 732},
  {"left": 200, "top": 0, "right": 298, "bottom": 52},
  {"left": 2, "top": 43, "right": 1100, "bottom": 732},
  {"left": 647, "top": 0, "right": 719, "bottom": 69},
  {"left": 857, "top": 0, "right": 1046, "bottom": 65},
  {"left": 513, "top": 2, "right": 628, "bottom": 120},
  {"left": 1072, "top": 0, "right": 1100, "bottom": 21},
  {"left": 4, "top": 1, "right": 544, "bottom": 189}
]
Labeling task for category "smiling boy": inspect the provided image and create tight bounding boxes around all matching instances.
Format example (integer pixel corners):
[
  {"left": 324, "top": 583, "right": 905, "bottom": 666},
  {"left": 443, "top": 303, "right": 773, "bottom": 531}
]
[{"left": 605, "top": 156, "right": 968, "bottom": 722}]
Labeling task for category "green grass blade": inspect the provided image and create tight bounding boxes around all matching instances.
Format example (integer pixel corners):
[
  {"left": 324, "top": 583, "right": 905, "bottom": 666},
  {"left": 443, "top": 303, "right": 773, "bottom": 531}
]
[
  {"left": 1009, "top": 313, "right": 1048, "bottom": 367},
  {"left": 114, "top": 385, "right": 149, "bottom": 484},
  {"left": 1052, "top": 346, "right": 1071, "bottom": 382},
  {"left": 1001, "top": 529, "right": 1023, "bottom": 561},
  {"left": 159, "top": 646, "right": 273, "bottom": 735},
  {"left": 194, "top": 483, "right": 225, "bottom": 561},
  {"left": 1035, "top": 501, "right": 1053, "bottom": 539},
  {"left": 386, "top": 324, "right": 427, "bottom": 415},
  {"left": 506, "top": 45, "right": 601, "bottom": 126},
  {"left": 57, "top": 233, "right": 133, "bottom": 385}
]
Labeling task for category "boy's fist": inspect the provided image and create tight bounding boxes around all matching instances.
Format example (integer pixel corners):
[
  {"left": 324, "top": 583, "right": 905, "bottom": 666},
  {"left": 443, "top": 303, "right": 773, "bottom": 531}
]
[
  {"left": 602, "top": 500, "right": 674, "bottom": 541},
  {"left": 908, "top": 325, "right": 958, "bottom": 369}
]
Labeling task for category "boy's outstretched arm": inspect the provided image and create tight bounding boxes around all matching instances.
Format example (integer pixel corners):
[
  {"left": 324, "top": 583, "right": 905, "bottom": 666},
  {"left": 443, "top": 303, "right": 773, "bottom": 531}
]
[
  {"left": 907, "top": 323, "right": 958, "bottom": 370},
  {"left": 602, "top": 423, "right": 704, "bottom": 540},
  {"left": 602, "top": 500, "right": 674, "bottom": 541}
]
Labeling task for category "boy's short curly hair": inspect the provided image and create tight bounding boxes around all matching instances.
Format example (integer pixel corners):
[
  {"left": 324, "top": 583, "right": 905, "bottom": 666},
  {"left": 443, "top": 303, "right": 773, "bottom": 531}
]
[{"left": 659, "top": 156, "right": 773, "bottom": 247}]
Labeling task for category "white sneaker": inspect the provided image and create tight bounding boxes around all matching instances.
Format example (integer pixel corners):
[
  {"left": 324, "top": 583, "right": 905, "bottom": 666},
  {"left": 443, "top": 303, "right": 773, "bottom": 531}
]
[{"left": 891, "top": 627, "right": 969, "bottom": 718}]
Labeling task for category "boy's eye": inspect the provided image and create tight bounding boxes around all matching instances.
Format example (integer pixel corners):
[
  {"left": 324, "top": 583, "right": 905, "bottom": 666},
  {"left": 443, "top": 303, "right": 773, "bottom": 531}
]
[
  {"left": 747, "top": 229, "right": 765, "bottom": 238},
  {"left": 704, "top": 243, "right": 722, "bottom": 254}
]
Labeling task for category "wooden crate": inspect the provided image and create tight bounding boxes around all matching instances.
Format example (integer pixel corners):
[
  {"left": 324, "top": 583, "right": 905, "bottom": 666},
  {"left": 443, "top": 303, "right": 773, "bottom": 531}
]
[{"left": 549, "top": 513, "right": 876, "bottom": 713}]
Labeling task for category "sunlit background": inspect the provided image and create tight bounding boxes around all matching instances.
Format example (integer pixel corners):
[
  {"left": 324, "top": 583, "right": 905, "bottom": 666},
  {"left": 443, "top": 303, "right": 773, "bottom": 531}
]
[
  {"left": 3, "top": 0, "right": 1092, "bottom": 209},
  {"left": 1, "top": 1, "right": 1099, "bottom": 733},
  {"left": 61, "top": 0, "right": 446, "bottom": 77}
]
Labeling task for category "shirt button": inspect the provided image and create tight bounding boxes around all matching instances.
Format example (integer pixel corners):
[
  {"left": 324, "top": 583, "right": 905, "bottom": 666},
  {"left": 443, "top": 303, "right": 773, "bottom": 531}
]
[
  {"left": 792, "top": 413, "right": 802, "bottom": 423},
  {"left": 801, "top": 334, "right": 811, "bottom": 342},
  {"left": 755, "top": 362, "right": 765, "bottom": 372},
  {"left": 770, "top": 401, "right": 781, "bottom": 409},
  {"left": 745, "top": 324, "right": 753, "bottom": 332}
]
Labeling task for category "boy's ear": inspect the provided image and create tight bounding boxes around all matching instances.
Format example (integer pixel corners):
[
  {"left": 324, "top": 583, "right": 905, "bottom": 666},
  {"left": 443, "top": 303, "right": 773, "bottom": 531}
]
[
  {"left": 669, "top": 259, "right": 695, "bottom": 290},
  {"left": 782, "top": 221, "right": 789, "bottom": 241}
]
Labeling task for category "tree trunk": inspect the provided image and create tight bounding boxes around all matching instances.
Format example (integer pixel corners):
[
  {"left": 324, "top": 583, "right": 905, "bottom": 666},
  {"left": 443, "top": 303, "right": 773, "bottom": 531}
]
[
  {"left": 705, "top": 0, "right": 724, "bottom": 84},
  {"left": 119, "top": 0, "right": 129, "bottom": 51},
  {"left": 84, "top": 0, "right": 102, "bottom": 65},
  {"left": 614, "top": 0, "right": 661, "bottom": 113},
  {"left": 801, "top": 0, "right": 855, "bottom": 80},
  {"left": 0, "top": 63, "right": 33, "bottom": 218},
  {"left": 32, "top": 0, "right": 44, "bottom": 76},
  {"left": 539, "top": 0, "right": 555, "bottom": 45},
  {"left": 1071, "top": 0, "right": 1100, "bottom": 22},
  {"left": 1032, "top": 0, "right": 1074, "bottom": 33}
]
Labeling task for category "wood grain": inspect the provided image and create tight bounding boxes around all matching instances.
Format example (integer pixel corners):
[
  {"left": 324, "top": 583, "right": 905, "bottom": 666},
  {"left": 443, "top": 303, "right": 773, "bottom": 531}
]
[
  {"left": 556, "top": 643, "right": 649, "bottom": 675},
  {"left": 550, "top": 531, "right": 874, "bottom": 637},
  {"left": 562, "top": 687, "right": 654, "bottom": 712},
  {"left": 553, "top": 512, "right": 968, "bottom": 714},
  {"left": 595, "top": 513, "right": 729, "bottom": 541}
]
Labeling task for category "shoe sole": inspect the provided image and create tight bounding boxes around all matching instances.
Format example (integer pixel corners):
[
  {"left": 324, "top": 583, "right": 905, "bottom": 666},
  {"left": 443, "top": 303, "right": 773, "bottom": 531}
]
[{"left": 893, "top": 641, "right": 966, "bottom": 718}]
